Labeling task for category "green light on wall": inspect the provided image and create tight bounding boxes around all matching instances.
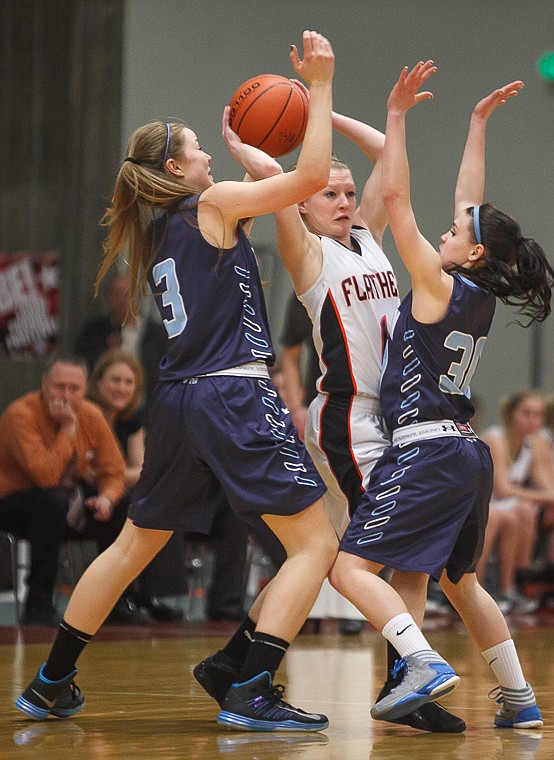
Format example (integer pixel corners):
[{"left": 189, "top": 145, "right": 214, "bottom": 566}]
[{"left": 537, "top": 51, "right": 554, "bottom": 81}]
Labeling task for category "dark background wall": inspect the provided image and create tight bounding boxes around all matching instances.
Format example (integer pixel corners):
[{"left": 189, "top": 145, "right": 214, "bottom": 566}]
[
  {"left": 0, "top": 0, "right": 123, "bottom": 401},
  {"left": 1, "top": 0, "right": 553, "bottom": 428},
  {"left": 121, "top": 0, "right": 554, "bottom": 428}
]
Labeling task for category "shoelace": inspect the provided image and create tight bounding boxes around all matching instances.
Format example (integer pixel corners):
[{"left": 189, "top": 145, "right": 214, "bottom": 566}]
[
  {"left": 263, "top": 683, "right": 298, "bottom": 711},
  {"left": 390, "top": 658, "right": 407, "bottom": 680},
  {"left": 488, "top": 685, "right": 503, "bottom": 705},
  {"left": 67, "top": 682, "right": 81, "bottom": 701}
]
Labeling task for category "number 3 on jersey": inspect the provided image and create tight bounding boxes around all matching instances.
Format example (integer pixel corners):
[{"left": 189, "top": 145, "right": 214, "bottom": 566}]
[
  {"left": 439, "top": 331, "right": 487, "bottom": 395},
  {"left": 152, "top": 258, "right": 187, "bottom": 338}
]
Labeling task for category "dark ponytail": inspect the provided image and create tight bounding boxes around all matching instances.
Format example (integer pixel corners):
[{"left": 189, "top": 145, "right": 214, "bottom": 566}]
[{"left": 451, "top": 203, "right": 554, "bottom": 325}]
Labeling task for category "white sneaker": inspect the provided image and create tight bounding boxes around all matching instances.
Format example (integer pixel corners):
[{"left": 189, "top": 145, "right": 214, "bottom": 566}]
[
  {"left": 371, "top": 651, "right": 459, "bottom": 722},
  {"left": 497, "top": 590, "right": 540, "bottom": 615}
]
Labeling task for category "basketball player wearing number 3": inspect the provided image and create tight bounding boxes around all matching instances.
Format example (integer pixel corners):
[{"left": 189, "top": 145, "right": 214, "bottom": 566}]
[{"left": 16, "top": 31, "right": 339, "bottom": 732}]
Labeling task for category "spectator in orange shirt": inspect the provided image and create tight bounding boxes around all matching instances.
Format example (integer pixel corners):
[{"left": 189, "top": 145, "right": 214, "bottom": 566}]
[{"left": 0, "top": 356, "right": 125, "bottom": 625}]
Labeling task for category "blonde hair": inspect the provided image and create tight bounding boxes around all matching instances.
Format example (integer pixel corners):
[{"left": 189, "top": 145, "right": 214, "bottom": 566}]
[
  {"left": 97, "top": 121, "right": 197, "bottom": 315},
  {"left": 499, "top": 389, "right": 545, "bottom": 430},
  {"left": 88, "top": 349, "right": 144, "bottom": 421},
  {"left": 329, "top": 154, "right": 350, "bottom": 173}
]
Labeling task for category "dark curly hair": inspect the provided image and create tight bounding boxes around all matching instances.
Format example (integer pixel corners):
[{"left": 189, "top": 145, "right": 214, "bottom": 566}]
[{"left": 450, "top": 203, "right": 553, "bottom": 325}]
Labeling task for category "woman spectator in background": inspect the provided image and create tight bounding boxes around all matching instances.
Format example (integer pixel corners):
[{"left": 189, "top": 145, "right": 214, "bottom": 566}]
[
  {"left": 477, "top": 390, "right": 554, "bottom": 613},
  {"left": 88, "top": 349, "right": 185, "bottom": 622},
  {"left": 524, "top": 395, "right": 554, "bottom": 598}
]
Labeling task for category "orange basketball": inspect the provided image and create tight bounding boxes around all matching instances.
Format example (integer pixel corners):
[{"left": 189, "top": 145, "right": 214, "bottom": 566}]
[{"left": 228, "top": 74, "right": 309, "bottom": 158}]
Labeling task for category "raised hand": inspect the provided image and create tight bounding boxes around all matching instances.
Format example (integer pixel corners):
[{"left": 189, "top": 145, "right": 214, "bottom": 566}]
[
  {"left": 387, "top": 60, "right": 437, "bottom": 114},
  {"left": 290, "top": 30, "right": 334, "bottom": 86},
  {"left": 221, "top": 104, "right": 245, "bottom": 156},
  {"left": 473, "top": 80, "right": 523, "bottom": 121},
  {"left": 454, "top": 80, "right": 523, "bottom": 215},
  {"left": 47, "top": 398, "right": 77, "bottom": 435},
  {"left": 221, "top": 103, "right": 282, "bottom": 179}
]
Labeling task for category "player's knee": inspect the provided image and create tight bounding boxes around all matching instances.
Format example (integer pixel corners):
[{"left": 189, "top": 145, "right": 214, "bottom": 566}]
[
  {"left": 321, "top": 532, "right": 339, "bottom": 569},
  {"left": 113, "top": 523, "right": 167, "bottom": 569},
  {"left": 300, "top": 532, "right": 337, "bottom": 576},
  {"left": 328, "top": 553, "right": 348, "bottom": 596},
  {"left": 441, "top": 571, "right": 475, "bottom": 603}
]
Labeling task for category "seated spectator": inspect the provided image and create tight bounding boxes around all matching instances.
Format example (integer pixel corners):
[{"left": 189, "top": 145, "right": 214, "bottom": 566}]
[
  {"left": 529, "top": 395, "right": 554, "bottom": 588},
  {"left": 75, "top": 272, "right": 167, "bottom": 409},
  {"left": 477, "top": 390, "right": 554, "bottom": 613},
  {"left": 88, "top": 349, "right": 186, "bottom": 622},
  {"left": 545, "top": 395, "right": 554, "bottom": 443},
  {"left": 0, "top": 356, "right": 125, "bottom": 625}
]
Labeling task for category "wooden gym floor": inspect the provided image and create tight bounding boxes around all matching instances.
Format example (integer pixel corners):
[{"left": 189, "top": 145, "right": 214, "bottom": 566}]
[{"left": 1, "top": 611, "right": 553, "bottom": 760}]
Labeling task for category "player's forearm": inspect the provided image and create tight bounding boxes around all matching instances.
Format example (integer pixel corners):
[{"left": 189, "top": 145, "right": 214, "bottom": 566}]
[
  {"left": 332, "top": 111, "right": 384, "bottom": 164},
  {"left": 454, "top": 112, "right": 486, "bottom": 213}
]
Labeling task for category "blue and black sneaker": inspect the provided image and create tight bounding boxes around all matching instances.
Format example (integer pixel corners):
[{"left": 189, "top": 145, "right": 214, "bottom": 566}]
[
  {"left": 193, "top": 652, "right": 241, "bottom": 707},
  {"left": 15, "top": 664, "right": 84, "bottom": 720},
  {"left": 217, "top": 671, "right": 328, "bottom": 732}
]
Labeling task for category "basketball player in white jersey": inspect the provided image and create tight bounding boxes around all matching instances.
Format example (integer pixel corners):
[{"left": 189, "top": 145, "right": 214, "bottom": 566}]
[{"left": 223, "top": 97, "right": 464, "bottom": 733}]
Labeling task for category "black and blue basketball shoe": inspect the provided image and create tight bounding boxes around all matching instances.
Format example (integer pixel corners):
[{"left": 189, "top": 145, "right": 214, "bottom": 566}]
[
  {"left": 15, "top": 664, "right": 84, "bottom": 720},
  {"left": 217, "top": 671, "right": 328, "bottom": 732}
]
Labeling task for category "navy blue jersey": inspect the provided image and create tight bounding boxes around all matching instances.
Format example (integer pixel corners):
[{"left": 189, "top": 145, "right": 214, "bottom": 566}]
[
  {"left": 381, "top": 274, "right": 496, "bottom": 430},
  {"left": 147, "top": 197, "right": 275, "bottom": 380}
]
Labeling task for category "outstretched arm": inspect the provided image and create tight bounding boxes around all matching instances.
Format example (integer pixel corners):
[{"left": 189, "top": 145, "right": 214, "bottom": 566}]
[
  {"left": 222, "top": 105, "right": 283, "bottom": 182},
  {"left": 204, "top": 31, "right": 334, "bottom": 224},
  {"left": 332, "top": 110, "right": 387, "bottom": 245},
  {"left": 294, "top": 78, "right": 387, "bottom": 245},
  {"left": 221, "top": 107, "right": 283, "bottom": 237},
  {"left": 382, "top": 61, "right": 440, "bottom": 284},
  {"left": 454, "top": 81, "right": 523, "bottom": 218},
  {"left": 221, "top": 100, "right": 321, "bottom": 295}
]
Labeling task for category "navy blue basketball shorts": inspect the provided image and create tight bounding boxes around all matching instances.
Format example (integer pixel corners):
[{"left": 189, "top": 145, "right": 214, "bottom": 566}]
[
  {"left": 128, "top": 375, "right": 327, "bottom": 532},
  {"left": 340, "top": 437, "right": 493, "bottom": 584}
]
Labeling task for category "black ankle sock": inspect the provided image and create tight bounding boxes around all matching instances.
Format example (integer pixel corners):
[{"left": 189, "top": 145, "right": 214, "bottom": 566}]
[
  {"left": 42, "top": 619, "right": 93, "bottom": 681},
  {"left": 239, "top": 631, "right": 289, "bottom": 683},
  {"left": 220, "top": 616, "right": 256, "bottom": 664}
]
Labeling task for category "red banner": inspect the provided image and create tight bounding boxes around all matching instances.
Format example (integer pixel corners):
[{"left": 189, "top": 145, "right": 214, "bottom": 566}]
[{"left": 0, "top": 251, "right": 59, "bottom": 357}]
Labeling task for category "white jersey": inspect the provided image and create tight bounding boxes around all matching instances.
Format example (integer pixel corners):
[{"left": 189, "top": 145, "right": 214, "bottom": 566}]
[
  {"left": 300, "top": 227, "right": 400, "bottom": 622},
  {"left": 299, "top": 226, "right": 399, "bottom": 399},
  {"left": 486, "top": 424, "right": 533, "bottom": 512}
]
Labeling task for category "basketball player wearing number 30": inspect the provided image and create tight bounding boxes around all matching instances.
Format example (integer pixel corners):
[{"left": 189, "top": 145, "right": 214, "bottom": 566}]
[{"left": 332, "top": 63, "right": 549, "bottom": 728}]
